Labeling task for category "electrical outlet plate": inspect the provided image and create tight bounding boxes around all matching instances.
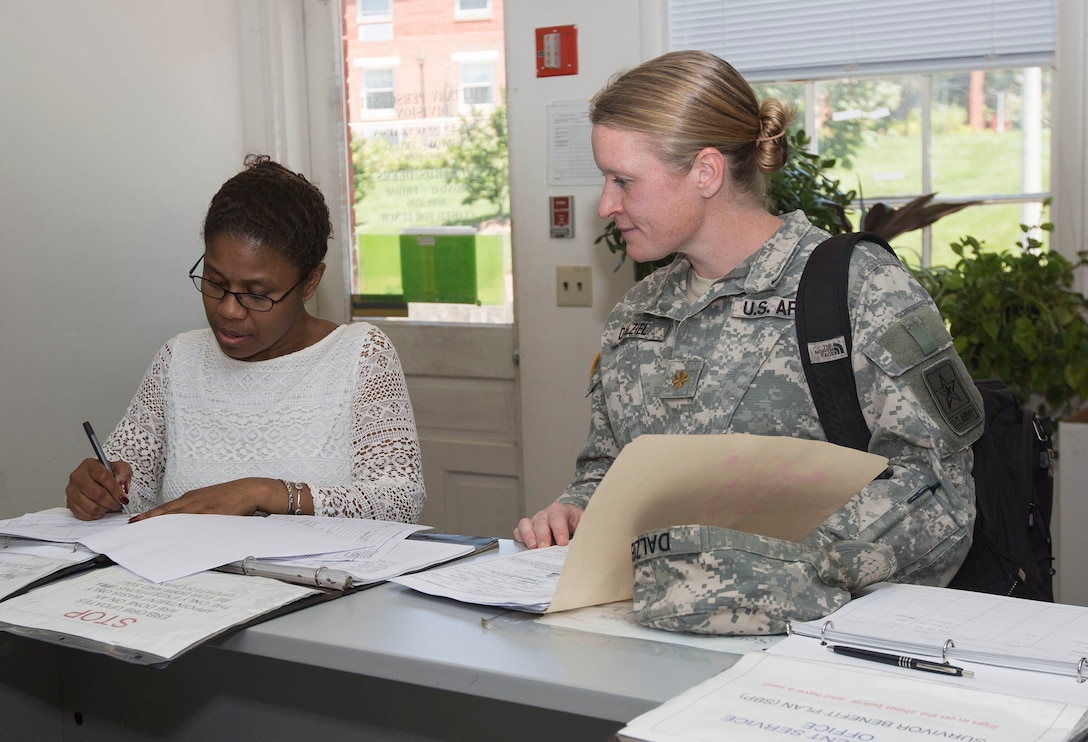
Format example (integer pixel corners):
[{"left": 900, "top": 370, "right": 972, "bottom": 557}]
[{"left": 556, "top": 265, "right": 592, "bottom": 307}]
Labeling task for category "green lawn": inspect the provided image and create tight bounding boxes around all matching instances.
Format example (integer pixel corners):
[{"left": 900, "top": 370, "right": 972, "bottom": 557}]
[
  {"left": 355, "top": 130, "right": 1051, "bottom": 281},
  {"left": 826, "top": 129, "right": 1051, "bottom": 265},
  {"left": 355, "top": 167, "right": 502, "bottom": 233},
  {"left": 353, "top": 167, "right": 509, "bottom": 303}
]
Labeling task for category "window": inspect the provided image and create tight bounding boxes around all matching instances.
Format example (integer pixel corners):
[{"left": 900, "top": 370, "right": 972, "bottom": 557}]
[
  {"left": 455, "top": 0, "right": 492, "bottom": 21},
  {"left": 460, "top": 62, "right": 495, "bottom": 107},
  {"left": 344, "top": 4, "right": 510, "bottom": 323},
  {"left": 357, "top": 0, "right": 393, "bottom": 41},
  {"left": 452, "top": 51, "right": 499, "bottom": 112},
  {"left": 357, "top": 0, "right": 392, "bottom": 21},
  {"left": 670, "top": 0, "right": 1056, "bottom": 266},
  {"left": 362, "top": 68, "right": 396, "bottom": 113}
]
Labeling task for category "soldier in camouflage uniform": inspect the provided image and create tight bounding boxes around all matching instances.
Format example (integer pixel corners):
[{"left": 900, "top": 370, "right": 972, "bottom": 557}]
[{"left": 514, "top": 50, "right": 984, "bottom": 634}]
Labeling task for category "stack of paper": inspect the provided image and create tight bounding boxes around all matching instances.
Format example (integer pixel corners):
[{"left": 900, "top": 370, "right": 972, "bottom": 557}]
[
  {"left": 789, "top": 582, "right": 1088, "bottom": 680},
  {"left": 0, "top": 508, "right": 495, "bottom": 665},
  {"left": 618, "top": 651, "right": 1087, "bottom": 742},
  {"left": 393, "top": 545, "right": 566, "bottom": 611},
  {"left": 0, "top": 565, "right": 319, "bottom": 665},
  {"left": 0, "top": 539, "right": 102, "bottom": 601},
  {"left": 395, "top": 434, "right": 888, "bottom": 614}
]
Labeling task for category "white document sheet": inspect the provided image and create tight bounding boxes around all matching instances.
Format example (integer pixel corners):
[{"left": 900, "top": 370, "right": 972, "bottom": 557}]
[
  {"left": 264, "top": 515, "right": 430, "bottom": 560},
  {"left": 788, "top": 582, "right": 1088, "bottom": 681},
  {"left": 619, "top": 651, "right": 1087, "bottom": 742},
  {"left": 0, "top": 541, "right": 100, "bottom": 601},
  {"left": 0, "top": 564, "right": 317, "bottom": 664},
  {"left": 771, "top": 633, "right": 1088, "bottom": 709},
  {"left": 259, "top": 538, "right": 473, "bottom": 587},
  {"left": 79, "top": 514, "right": 365, "bottom": 583},
  {"left": 391, "top": 545, "right": 566, "bottom": 611},
  {"left": 394, "top": 435, "right": 886, "bottom": 614},
  {"left": 0, "top": 507, "right": 128, "bottom": 543}
]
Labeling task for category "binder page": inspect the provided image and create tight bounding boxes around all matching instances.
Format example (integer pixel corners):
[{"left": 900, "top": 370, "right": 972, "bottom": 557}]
[
  {"left": 771, "top": 633, "right": 1088, "bottom": 708},
  {"left": 619, "top": 651, "right": 1086, "bottom": 742},
  {"left": 260, "top": 538, "right": 473, "bottom": 587},
  {"left": 391, "top": 545, "right": 566, "bottom": 611},
  {"left": 790, "top": 583, "right": 1088, "bottom": 679},
  {"left": 0, "top": 565, "right": 317, "bottom": 665},
  {"left": 79, "top": 514, "right": 364, "bottom": 583},
  {"left": 0, "top": 542, "right": 98, "bottom": 601},
  {"left": 263, "top": 515, "right": 431, "bottom": 560},
  {"left": 0, "top": 507, "right": 128, "bottom": 543}
]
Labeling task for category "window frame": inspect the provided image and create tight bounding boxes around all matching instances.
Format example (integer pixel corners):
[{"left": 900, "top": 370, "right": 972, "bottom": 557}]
[
  {"left": 452, "top": 51, "right": 499, "bottom": 113},
  {"left": 668, "top": 0, "right": 1056, "bottom": 267},
  {"left": 355, "top": 58, "right": 400, "bottom": 118},
  {"left": 356, "top": 0, "right": 393, "bottom": 41},
  {"left": 454, "top": 0, "right": 493, "bottom": 22}
]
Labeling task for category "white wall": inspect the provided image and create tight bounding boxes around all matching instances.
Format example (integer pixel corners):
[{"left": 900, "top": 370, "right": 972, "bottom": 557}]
[
  {"left": 0, "top": 0, "right": 351, "bottom": 519},
  {"left": 0, "top": 0, "right": 636, "bottom": 523},
  {"left": 0, "top": 1, "right": 240, "bottom": 517},
  {"left": 506, "top": 0, "right": 669, "bottom": 515}
]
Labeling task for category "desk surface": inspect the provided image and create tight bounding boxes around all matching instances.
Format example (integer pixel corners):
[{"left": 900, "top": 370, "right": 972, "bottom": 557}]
[
  {"left": 217, "top": 540, "right": 739, "bottom": 723},
  {"left": 4, "top": 540, "right": 1088, "bottom": 742}
]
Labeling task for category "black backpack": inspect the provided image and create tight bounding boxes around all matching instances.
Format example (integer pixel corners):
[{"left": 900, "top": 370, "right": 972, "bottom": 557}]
[{"left": 795, "top": 232, "right": 1056, "bottom": 601}]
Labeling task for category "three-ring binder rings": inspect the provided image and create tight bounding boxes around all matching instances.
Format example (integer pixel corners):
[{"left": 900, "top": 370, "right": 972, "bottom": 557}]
[
  {"left": 218, "top": 557, "right": 354, "bottom": 590},
  {"left": 788, "top": 582, "right": 1088, "bottom": 682}
]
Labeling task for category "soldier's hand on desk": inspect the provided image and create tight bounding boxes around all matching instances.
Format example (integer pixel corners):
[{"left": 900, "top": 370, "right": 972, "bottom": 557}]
[
  {"left": 513, "top": 503, "right": 583, "bottom": 548},
  {"left": 128, "top": 477, "right": 288, "bottom": 522},
  {"left": 66, "top": 458, "right": 133, "bottom": 520}
]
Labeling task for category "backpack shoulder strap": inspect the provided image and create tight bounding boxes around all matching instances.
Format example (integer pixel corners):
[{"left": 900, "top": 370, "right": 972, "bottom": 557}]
[{"left": 795, "top": 231, "right": 895, "bottom": 451}]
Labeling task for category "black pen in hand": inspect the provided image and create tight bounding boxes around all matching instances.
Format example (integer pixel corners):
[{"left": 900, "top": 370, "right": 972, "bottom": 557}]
[
  {"left": 829, "top": 645, "right": 974, "bottom": 677},
  {"left": 82, "top": 421, "right": 130, "bottom": 515}
]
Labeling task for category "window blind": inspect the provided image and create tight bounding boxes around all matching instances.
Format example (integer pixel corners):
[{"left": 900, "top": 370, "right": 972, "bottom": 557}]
[{"left": 669, "top": 0, "right": 1057, "bottom": 81}]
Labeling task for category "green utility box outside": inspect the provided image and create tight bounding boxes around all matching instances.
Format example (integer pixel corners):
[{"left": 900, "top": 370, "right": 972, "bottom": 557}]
[{"left": 355, "top": 228, "right": 504, "bottom": 305}]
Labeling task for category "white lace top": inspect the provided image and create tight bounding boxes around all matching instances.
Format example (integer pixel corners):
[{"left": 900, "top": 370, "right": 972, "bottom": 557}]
[{"left": 103, "top": 323, "right": 425, "bottom": 522}]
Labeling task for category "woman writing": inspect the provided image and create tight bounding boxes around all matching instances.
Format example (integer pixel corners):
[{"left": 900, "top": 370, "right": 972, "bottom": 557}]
[
  {"left": 514, "top": 51, "right": 982, "bottom": 632},
  {"left": 66, "top": 155, "right": 425, "bottom": 523}
]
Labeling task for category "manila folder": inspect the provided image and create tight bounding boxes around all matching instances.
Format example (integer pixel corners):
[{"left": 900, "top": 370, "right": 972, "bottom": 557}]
[{"left": 546, "top": 434, "right": 888, "bottom": 613}]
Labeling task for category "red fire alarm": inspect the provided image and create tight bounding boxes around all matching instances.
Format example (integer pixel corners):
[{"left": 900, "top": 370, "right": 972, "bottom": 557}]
[
  {"left": 535, "top": 25, "right": 578, "bottom": 78},
  {"left": 550, "top": 196, "right": 574, "bottom": 238}
]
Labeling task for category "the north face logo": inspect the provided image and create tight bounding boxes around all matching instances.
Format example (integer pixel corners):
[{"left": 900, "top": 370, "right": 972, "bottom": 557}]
[{"left": 808, "top": 337, "right": 848, "bottom": 364}]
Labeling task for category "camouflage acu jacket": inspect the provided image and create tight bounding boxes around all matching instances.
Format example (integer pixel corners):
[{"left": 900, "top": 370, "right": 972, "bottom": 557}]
[{"left": 559, "top": 210, "right": 984, "bottom": 634}]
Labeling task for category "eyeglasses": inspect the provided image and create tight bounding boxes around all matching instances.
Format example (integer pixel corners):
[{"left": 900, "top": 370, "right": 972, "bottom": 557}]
[{"left": 188, "top": 255, "right": 307, "bottom": 313}]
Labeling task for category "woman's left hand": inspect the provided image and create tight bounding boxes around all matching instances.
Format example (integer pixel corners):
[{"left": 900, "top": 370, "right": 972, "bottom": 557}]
[{"left": 128, "top": 477, "right": 285, "bottom": 522}]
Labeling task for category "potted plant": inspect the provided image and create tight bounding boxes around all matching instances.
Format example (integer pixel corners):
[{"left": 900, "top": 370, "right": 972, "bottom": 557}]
[{"left": 910, "top": 202, "right": 1088, "bottom": 419}]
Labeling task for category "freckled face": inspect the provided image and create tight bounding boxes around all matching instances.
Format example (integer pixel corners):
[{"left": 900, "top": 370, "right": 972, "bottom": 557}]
[
  {"left": 592, "top": 125, "right": 706, "bottom": 264},
  {"left": 199, "top": 234, "right": 315, "bottom": 362}
]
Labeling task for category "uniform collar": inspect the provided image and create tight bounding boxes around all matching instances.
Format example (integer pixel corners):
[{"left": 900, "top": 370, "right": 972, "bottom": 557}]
[{"left": 628, "top": 211, "right": 824, "bottom": 319}]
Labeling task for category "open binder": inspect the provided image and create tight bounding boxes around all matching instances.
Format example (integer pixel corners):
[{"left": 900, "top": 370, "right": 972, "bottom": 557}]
[
  {"left": 0, "top": 531, "right": 498, "bottom": 666},
  {"left": 0, "top": 536, "right": 109, "bottom": 602},
  {"left": 788, "top": 582, "right": 1088, "bottom": 682},
  {"left": 215, "top": 531, "right": 499, "bottom": 590}
]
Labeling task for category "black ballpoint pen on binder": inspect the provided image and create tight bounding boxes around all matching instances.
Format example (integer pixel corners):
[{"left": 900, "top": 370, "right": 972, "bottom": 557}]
[
  {"left": 829, "top": 645, "right": 974, "bottom": 678},
  {"left": 82, "top": 421, "right": 130, "bottom": 515}
]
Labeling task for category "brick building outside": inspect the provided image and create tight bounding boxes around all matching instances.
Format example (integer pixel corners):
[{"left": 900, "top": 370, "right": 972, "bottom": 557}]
[{"left": 343, "top": 0, "right": 506, "bottom": 147}]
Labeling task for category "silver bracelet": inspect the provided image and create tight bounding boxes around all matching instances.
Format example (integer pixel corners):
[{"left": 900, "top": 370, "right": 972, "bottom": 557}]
[
  {"left": 285, "top": 480, "right": 304, "bottom": 516},
  {"left": 282, "top": 479, "right": 295, "bottom": 515}
]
